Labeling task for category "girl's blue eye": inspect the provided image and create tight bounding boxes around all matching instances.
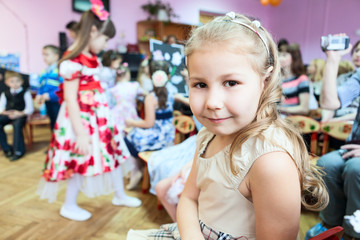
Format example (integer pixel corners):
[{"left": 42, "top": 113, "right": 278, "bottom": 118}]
[
  {"left": 224, "top": 81, "right": 238, "bottom": 87},
  {"left": 194, "top": 82, "right": 207, "bottom": 88}
]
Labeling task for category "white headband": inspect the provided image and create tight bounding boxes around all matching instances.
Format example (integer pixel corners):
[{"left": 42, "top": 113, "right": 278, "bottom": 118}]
[{"left": 223, "top": 12, "right": 270, "bottom": 56}]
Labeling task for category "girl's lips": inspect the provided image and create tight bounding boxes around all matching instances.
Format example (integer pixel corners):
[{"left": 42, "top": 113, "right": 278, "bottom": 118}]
[{"left": 207, "top": 117, "right": 230, "bottom": 123}]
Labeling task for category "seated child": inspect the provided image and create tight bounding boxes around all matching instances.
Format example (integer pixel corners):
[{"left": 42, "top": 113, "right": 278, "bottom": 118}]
[
  {"left": 99, "top": 50, "right": 122, "bottom": 108},
  {"left": 124, "top": 60, "right": 175, "bottom": 190},
  {"left": 35, "top": 45, "right": 63, "bottom": 131},
  {"left": 0, "top": 71, "right": 34, "bottom": 161},
  {"left": 137, "top": 59, "right": 153, "bottom": 94},
  {"left": 110, "top": 63, "right": 144, "bottom": 133}
]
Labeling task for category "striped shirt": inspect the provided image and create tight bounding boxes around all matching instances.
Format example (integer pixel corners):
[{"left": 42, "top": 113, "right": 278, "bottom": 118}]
[{"left": 282, "top": 74, "right": 310, "bottom": 106}]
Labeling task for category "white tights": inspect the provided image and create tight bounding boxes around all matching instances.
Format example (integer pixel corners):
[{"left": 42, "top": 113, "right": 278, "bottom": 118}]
[
  {"left": 63, "top": 170, "right": 128, "bottom": 210},
  {"left": 128, "top": 155, "right": 142, "bottom": 177}
]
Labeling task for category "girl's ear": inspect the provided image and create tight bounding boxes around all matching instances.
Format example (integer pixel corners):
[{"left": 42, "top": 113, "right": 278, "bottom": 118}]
[{"left": 264, "top": 66, "right": 274, "bottom": 83}]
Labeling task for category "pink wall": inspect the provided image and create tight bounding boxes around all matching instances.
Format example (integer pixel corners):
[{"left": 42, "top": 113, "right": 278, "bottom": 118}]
[
  {"left": 1, "top": 0, "right": 360, "bottom": 74},
  {"left": 269, "top": 0, "right": 360, "bottom": 63},
  {"left": 0, "top": 0, "right": 270, "bottom": 74}
]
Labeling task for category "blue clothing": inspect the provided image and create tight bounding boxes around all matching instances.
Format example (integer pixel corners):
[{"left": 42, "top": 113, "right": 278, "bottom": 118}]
[
  {"left": 126, "top": 92, "right": 175, "bottom": 154},
  {"left": 317, "top": 151, "right": 360, "bottom": 238},
  {"left": 337, "top": 67, "right": 360, "bottom": 142},
  {"left": 38, "top": 63, "right": 63, "bottom": 102},
  {"left": 317, "top": 67, "right": 360, "bottom": 238},
  {"left": 148, "top": 135, "right": 197, "bottom": 195}
]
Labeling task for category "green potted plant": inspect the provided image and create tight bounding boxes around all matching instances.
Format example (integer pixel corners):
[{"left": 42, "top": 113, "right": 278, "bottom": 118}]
[{"left": 141, "top": 0, "right": 178, "bottom": 21}]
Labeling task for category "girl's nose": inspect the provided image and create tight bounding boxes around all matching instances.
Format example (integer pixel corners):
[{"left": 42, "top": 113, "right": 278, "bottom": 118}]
[{"left": 206, "top": 90, "right": 224, "bottom": 110}]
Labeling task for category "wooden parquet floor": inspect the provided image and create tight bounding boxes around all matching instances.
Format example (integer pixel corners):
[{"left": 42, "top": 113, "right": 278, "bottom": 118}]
[
  {"left": 0, "top": 125, "right": 320, "bottom": 240},
  {"left": 0, "top": 126, "right": 171, "bottom": 240}
]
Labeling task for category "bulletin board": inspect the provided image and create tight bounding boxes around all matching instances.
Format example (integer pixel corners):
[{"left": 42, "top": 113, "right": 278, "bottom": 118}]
[
  {"left": 0, "top": 53, "right": 20, "bottom": 72},
  {"left": 149, "top": 39, "right": 187, "bottom": 95}
]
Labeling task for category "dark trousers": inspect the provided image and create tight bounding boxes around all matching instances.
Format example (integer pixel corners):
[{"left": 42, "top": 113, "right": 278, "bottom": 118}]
[
  {"left": 318, "top": 150, "right": 360, "bottom": 238},
  {"left": 0, "top": 115, "right": 27, "bottom": 155},
  {"left": 45, "top": 101, "right": 60, "bottom": 131}
]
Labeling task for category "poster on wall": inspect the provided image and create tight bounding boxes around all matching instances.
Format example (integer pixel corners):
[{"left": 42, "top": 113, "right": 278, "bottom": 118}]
[
  {"left": 149, "top": 39, "right": 187, "bottom": 95},
  {"left": 0, "top": 52, "right": 20, "bottom": 72}
]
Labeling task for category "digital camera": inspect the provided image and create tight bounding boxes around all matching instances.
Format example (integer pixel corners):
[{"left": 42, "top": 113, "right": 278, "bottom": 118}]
[{"left": 321, "top": 35, "right": 350, "bottom": 51}]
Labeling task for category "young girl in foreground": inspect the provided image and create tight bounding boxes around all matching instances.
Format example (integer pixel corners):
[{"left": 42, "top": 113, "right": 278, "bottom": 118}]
[
  {"left": 127, "top": 12, "right": 328, "bottom": 239},
  {"left": 36, "top": 5, "right": 141, "bottom": 221}
]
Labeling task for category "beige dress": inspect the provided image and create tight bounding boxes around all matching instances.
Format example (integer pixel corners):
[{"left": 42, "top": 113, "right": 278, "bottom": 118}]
[{"left": 127, "top": 125, "right": 295, "bottom": 239}]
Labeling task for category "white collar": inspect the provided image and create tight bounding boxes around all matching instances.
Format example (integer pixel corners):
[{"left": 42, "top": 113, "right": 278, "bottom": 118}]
[{"left": 10, "top": 87, "right": 23, "bottom": 94}]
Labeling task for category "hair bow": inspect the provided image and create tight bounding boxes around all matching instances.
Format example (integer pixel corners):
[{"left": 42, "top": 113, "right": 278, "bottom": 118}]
[
  {"left": 152, "top": 70, "right": 168, "bottom": 87},
  {"left": 90, "top": 0, "right": 109, "bottom": 21}
]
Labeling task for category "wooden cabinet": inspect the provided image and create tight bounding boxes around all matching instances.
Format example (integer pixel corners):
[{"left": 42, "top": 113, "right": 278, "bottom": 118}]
[{"left": 137, "top": 20, "right": 193, "bottom": 55}]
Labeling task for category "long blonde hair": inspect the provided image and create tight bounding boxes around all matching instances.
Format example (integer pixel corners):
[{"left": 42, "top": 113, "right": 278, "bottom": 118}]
[
  {"left": 186, "top": 13, "right": 328, "bottom": 211},
  {"left": 309, "top": 59, "right": 325, "bottom": 82}
]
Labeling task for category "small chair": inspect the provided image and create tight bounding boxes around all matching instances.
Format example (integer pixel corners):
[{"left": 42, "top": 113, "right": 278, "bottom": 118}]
[
  {"left": 26, "top": 113, "right": 51, "bottom": 147},
  {"left": 138, "top": 150, "right": 154, "bottom": 194},
  {"left": 320, "top": 121, "right": 353, "bottom": 155},
  {"left": 309, "top": 226, "right": 344, "bottom": 240},
  {"left": 285, "top": 115, "right": 321, "bottom": 155}
]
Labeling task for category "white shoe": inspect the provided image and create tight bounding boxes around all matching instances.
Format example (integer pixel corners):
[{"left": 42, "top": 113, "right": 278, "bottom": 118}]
[
  {"left": 112, "top": 196, "right": 142, "bottom": 207},
  {"left": 126, "top": 170, "right": 143, "bottom": 190},
  {"left": 59, "top": 206, "right": 92, "bottom": 221}
]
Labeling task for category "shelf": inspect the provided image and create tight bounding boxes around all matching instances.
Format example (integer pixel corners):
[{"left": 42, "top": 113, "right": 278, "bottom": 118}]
[{"left": 137, "top": 20, "right": 192, "bottom": 55}]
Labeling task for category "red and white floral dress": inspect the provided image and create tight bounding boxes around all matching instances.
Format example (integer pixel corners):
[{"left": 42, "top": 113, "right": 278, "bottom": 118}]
[{"left": 37, "top": 53, "right": 128, "bottom": 203}]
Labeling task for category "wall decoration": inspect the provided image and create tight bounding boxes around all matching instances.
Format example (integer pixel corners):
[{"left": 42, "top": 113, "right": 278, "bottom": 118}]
[
  {"left": 0, "top": 52, "right": 20, "bottom": 71},
  {"left": 149, "top": 39, "right": 187, "bottom": 94},
  {"left": 72, "top": 0, "right": 110, "bottom": 13}
]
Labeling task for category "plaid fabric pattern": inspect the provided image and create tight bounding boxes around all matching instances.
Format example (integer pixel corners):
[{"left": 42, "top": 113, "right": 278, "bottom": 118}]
[
  {"left": 148, "top": 223, "right": 181, "bottom": 240},
  {"left": 146, "top": 221, "right": 248, "bottom": 240},
  {"left": 199, "top": 220, "right": 248, "bottom": 240}
]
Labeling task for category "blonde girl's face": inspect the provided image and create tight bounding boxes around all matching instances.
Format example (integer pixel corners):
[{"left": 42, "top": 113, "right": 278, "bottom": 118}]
[
  {"left": 307, "top": 62, "right": 316, "bottom": 75},
  {"left": 89, "top": 28, "right": 109, "bottom": 54},
  {"left": 188, "top": 44, "right": 265, "bottom": 141}
]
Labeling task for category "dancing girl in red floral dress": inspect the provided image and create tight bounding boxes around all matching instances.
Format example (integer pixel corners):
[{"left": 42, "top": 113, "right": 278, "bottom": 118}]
[{"left": 37, "top": 0, "right": 141, "bottom": 221}]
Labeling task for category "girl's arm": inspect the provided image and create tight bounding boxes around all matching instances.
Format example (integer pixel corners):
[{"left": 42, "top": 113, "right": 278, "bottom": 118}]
[
  {"left": 126, "top": 94, "right": 156, "bottom": 129},
  {"left": 247, "top": 151, "right": 300, "bottom": 240},
  {"left": 280, "top": 93, "right": 310, "bottom": 115},
  {"left": 64, "top": 79, "right": 91, "bottom": 155},
  {"left": 174, "top": 93, "right": 189, "bottom": 106},
  {"left": 177, "top": 149, "right": 203, "bottom": 239},
  {"left": 327, "top": 112, "right": 356, "bottom": 122}
]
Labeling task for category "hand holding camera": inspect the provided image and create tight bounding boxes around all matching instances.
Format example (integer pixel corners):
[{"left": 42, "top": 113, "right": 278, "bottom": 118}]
[{"left": 321, "top": 34, "right": 350, "bottom": 52}]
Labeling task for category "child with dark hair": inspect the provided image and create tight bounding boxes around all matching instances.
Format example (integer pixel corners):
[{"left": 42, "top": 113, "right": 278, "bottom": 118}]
[
  {"left": 125, "top": 60, "right": 175, "bottom": 190},
  {"left": 99, "top": 50, "right": 122, "bottom": 107},
  {"left": 0, "top": 71, "right": 34, "bottom": 161},
  {"left": 279, "top": 43, "right": 311, "bottom": 116},
  {"left": 65, "top": 20, "right": 78, "bottom": 40},
  {"left": 37, "top": 1, "right": 141, "bottom": 222},
  {"left": 35, "top": 45, "right": 63, "bottom": 131}
]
